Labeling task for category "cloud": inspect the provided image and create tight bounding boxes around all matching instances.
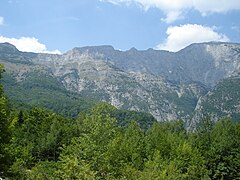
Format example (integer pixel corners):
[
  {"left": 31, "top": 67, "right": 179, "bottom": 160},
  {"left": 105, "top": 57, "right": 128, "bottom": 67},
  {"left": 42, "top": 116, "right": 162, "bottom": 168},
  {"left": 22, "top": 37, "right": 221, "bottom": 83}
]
[
  {"left": 101, "top": 0, "right": 240, "bottom": 23},
  {"left": 231, "top": 26, "right": 240, "bottom": 34},
  {"left": 0, "top": 17, "right": 4, "bottom": 25},
  {"left": 0, "top": 36, "right": 61, "bottom": 54},
  {"left": 193, "top": 0, "right": 240, "bottom": 14},
  {"left": 161, "top": 11, "right": 184, "bottom": 24},
  {"left": 156, "top": 24, "right": 230, "bottom": 52}
]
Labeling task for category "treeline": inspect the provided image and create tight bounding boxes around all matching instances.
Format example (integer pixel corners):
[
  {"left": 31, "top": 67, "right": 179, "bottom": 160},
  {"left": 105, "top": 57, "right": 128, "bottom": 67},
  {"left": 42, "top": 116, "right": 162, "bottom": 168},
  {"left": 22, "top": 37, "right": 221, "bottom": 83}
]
[
  {"left": 1, "top": 64, "right": 240, "bottom": 179},
  {"left": 2, "top": 71, "right": 97, "bottom": 118}
]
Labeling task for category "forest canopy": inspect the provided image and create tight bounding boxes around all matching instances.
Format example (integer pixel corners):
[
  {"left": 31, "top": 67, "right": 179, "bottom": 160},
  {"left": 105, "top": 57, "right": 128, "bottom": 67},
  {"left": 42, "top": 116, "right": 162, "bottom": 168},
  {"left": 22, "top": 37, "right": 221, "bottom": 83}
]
[{"left": 0, "top": 65, "right": 240, "bottom": 179}]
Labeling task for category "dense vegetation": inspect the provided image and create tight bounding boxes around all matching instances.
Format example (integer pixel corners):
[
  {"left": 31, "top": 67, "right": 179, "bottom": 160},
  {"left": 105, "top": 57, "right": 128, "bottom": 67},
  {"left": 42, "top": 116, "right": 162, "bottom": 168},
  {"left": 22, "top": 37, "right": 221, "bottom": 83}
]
[
  {"left": 200, "top": 76, "right": 240, "bottom": 122},
  {"left": 1, "top": 65, "right": 240, "bottom": 179},
  {"left": 2, "top": 72, "right": 97, "bottom": 118}
]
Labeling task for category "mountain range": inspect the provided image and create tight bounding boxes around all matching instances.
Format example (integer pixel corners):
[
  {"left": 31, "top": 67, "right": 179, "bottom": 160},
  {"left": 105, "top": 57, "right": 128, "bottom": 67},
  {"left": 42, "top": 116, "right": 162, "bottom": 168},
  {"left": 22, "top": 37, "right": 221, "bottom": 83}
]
[{"left": 0, "top": 42, "right": 240, "bottom": 127}]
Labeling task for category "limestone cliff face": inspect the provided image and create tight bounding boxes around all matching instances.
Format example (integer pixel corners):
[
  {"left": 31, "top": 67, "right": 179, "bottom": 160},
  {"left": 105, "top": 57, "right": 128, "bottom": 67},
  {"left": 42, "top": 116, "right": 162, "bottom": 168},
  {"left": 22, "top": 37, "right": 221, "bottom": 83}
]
[
  {"left": 190, "top": 75, "right": 240, "bottom": 129},
  {"left": 56, "top": 42, "right": 240, "bottom": 87},
  {"left": 0, "top": 42, "right": 239, "bottom": 124}
]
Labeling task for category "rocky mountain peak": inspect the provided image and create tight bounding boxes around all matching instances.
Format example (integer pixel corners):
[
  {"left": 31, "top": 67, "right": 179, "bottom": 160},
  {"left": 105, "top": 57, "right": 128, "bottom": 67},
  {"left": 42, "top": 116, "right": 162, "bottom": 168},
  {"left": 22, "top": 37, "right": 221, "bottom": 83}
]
[
  {"left": 128, "top": 47, "right": 138, "bottom": 51},
  {"left": 0, "top": 42, "right": 19, "bottom": 54},
  {"left": 70, "top": 45, "right": 115, "bottom": 54},
  {"left": 1, "top": 42, "right": 240, "bottom": 124}
]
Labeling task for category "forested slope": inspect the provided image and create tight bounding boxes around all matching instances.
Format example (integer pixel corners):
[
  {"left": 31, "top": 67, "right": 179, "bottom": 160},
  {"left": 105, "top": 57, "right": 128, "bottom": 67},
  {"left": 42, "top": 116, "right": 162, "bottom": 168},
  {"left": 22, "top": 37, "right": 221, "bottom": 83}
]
[{"left": 1, "top": 64, "right": 240, "bottom": 179}]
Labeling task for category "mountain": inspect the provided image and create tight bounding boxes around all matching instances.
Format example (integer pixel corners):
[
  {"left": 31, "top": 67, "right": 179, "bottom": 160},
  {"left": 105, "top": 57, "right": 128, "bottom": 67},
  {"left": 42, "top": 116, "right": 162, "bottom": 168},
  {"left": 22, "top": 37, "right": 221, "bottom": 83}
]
[
  {"left": 189, "top": 75, "right": 240, "bottom": 128},
  {"left": 0, "top": 42, "right": 240, "bottom": 126},
  {"left": 65, "top": 42, "right": 240, "bottom": 87}
]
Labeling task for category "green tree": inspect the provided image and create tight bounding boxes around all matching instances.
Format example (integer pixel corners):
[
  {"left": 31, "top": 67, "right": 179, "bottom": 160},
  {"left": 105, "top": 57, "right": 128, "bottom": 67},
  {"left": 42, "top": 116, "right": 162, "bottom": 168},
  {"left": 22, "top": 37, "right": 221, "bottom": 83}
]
[
  {"left": 145, "top": 122, "right": 184, "bottom": 160},
  {"left": 26, "top": 161, "right": 59, "bottom": 180},
  {"left": 143, "top": 121, "right": 208, "bottom": 179},
  {"left": 122, "top": 121, "right": 146, "bottom": 169},
  {"left": 192, "top": 117, "right": 240, "bottom": 179},
  {"left": 8, "top": 108, "right": 72, "bottom": 177},
  {"left": 58, "top": 103, "right": 118, "bottom": 179},
  {"left": 0, "top": 64, "right": 11, "bottom": 175},
  {"left": 106, "top": 121, "right": 146, "bottom": 179},
  {"left": 208, "top": 118, "right": 240, "bottom": 179}
]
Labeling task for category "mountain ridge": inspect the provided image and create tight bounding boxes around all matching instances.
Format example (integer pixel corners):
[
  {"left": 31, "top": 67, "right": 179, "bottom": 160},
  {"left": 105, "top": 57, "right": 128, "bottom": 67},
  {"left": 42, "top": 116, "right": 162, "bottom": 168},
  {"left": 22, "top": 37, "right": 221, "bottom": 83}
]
[{"left": 0, "top": 42, "right": 239, "bottom": 126}]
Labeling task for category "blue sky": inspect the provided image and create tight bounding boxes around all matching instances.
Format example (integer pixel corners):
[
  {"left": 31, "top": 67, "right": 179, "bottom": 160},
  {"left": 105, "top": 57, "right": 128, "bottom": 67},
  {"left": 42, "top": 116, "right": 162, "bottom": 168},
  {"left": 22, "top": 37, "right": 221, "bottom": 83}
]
[{"left": 0, "top": 0, "right": 240, "bottom": 53}]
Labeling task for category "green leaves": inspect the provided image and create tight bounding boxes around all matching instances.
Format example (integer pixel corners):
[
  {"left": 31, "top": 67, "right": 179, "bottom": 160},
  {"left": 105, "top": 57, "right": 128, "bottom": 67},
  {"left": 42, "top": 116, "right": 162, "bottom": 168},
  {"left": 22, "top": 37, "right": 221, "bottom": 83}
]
[
  {"left": 7, "top": 108, "right": 74, "bottom": 178},
  {"left": 0, "top": 64, "right": 5, "bottom": 79},
  {"left": 58, "top": 103, "right": 118, "bottom": 179},
  {"left": 143, "top": 121, "right": 208, "bottom": 179},
  {"left": 0, "top": 82, "right": 240, "bottom": 180},
  {"left": 191, "top": 118, "right": 240, "bottom": 179},
  {"left": 0, "top": 64, "right": 11, "bottom": 175}
]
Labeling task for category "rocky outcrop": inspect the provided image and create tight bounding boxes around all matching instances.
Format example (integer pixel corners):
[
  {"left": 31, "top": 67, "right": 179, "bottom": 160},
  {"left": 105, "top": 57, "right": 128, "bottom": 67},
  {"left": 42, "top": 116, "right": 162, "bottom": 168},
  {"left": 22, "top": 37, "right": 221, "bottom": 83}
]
[{"left": 0, "top": 42, "right": 239, "bottom": 125}]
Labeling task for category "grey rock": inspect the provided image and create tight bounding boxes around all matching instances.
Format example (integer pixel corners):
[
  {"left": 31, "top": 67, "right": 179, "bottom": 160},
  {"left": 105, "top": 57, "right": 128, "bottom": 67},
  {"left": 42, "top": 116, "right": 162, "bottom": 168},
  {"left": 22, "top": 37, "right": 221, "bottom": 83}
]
[{"left": 0, "top": 42, "right": 239, "bottom": 126}]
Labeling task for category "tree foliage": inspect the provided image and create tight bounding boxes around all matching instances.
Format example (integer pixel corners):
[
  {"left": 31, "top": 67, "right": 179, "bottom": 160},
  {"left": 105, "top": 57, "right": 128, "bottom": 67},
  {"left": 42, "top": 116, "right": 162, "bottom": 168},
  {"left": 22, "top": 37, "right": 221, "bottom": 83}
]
[
  {"left": 0, "top": 64, "right": 11, "bottom": 174},
  {"left": 0, "top": 64, "right": 240, "bottom": 179}
]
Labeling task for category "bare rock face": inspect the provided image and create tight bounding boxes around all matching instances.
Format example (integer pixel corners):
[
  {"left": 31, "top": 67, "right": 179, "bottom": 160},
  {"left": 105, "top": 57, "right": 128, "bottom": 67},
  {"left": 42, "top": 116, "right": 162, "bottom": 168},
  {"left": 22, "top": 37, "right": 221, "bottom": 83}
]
[
  {"left": 0, "top": 42, "right": 239, "bottom": 126},
  {"left": 189, "top": 75, "right": 240, "bottom": 129}
]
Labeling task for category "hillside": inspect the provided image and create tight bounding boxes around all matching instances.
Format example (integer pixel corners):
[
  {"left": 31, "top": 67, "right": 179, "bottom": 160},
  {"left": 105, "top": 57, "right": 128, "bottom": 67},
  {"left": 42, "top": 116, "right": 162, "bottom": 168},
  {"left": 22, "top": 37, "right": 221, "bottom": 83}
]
[
  {"left": 0, "top": 42, "right": 240, "bottom": 125},
  {"left": 190, "top": 75, "right": 240, "bottom": 128}
]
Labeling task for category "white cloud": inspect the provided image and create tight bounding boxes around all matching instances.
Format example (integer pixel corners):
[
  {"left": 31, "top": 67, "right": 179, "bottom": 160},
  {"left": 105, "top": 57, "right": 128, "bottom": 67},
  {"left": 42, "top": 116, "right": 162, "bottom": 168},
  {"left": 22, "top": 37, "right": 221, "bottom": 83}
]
[
  {"left": 0, "top": 36, "right": 61, "bottom": 54},
  {"left": 101, "top": 0, "right": 240, "bottom": 23},
  {"left": 193, "top": 0, "right": 240, "bottom": 14},
  {"left": 161, "top": 11, "right": 184, "bottom": 23},
  {"left": 156, "top": 24, "right": 230, "bottom": 52},
  {"left": 0, "top": 17, "right": 4, "bottom": 25}
]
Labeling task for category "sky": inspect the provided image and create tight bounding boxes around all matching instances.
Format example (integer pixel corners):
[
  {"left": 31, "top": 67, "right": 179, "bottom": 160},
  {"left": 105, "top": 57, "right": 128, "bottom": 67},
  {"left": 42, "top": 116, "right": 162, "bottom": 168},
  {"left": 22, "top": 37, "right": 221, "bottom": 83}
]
[{"left": 0, "top": 0, "right": 240, "bottom": 54}]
